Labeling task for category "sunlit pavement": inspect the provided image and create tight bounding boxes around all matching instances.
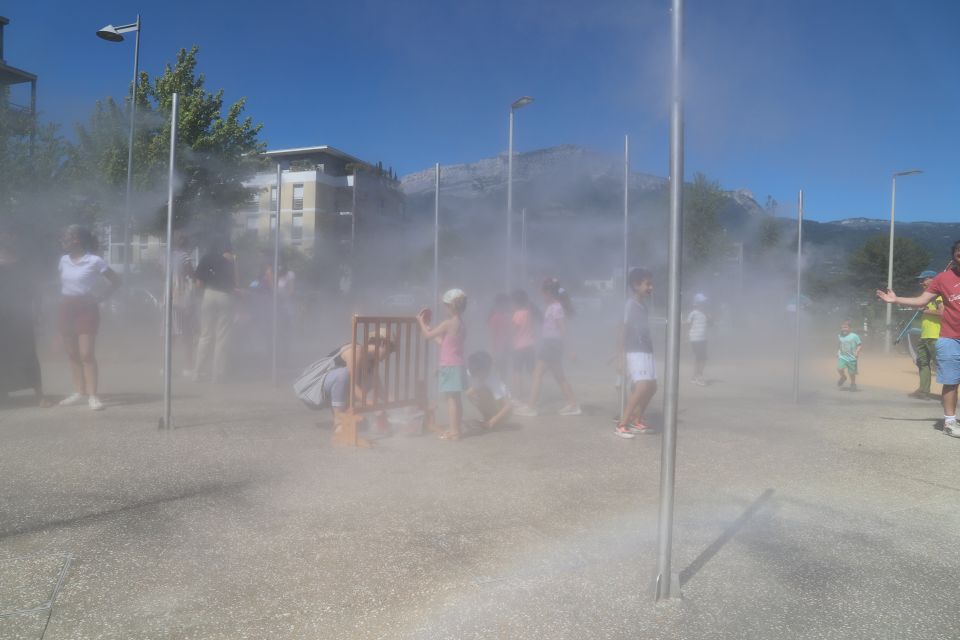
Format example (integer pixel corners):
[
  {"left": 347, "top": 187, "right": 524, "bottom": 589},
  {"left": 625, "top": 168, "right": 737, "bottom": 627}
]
[{"left": 1, "top": 350, "right": 958, "bottom": 639}]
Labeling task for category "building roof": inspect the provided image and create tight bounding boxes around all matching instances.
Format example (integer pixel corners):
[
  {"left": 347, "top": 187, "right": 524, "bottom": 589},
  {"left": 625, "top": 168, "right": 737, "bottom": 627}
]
[
  {"left": 0, "top": 61, "right": 35, "bottom": 85},
  {"left": 264, "top": 145, "right": 369, "bottom": 167}
]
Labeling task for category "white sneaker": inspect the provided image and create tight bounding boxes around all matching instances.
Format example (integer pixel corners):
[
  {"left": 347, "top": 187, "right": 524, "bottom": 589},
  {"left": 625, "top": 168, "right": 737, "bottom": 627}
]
[
  {"left": 558, "top": 404, "right": 582, "bottom": 416},
  {"left": 513, "top": 404, "right": 538, "bottom": 417},
  {"left": 944, "top": 421, "right": 960, "bottom": 438},
  {"left": 58, "top": 393, "right": 86, "bottom": 406},
  {"left": 88, "top": 396, "right": 105, "bottom": 411}
]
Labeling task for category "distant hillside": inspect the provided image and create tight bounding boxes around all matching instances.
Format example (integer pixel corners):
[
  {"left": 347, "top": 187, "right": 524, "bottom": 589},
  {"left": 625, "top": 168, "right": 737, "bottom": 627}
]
[{"left": 401, "top": 145, "right": 957, "bottom": 275}]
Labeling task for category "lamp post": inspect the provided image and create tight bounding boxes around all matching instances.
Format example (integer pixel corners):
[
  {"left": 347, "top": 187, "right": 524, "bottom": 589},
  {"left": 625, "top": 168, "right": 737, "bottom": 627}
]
[
  {"left": 885, "top": 169, "right": 923, "bottom": 352},
  {"left": 97, "top": 15, "right": 141, "bottom": 280},
  {"left": 506, "top": 96, "right": 533, "bottom": 293}
]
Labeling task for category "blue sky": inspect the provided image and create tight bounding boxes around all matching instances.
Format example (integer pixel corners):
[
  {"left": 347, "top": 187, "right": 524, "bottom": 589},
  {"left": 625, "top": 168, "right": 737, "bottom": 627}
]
[{"left": 5, "top": 0, "right": 958, "bottom": 222}]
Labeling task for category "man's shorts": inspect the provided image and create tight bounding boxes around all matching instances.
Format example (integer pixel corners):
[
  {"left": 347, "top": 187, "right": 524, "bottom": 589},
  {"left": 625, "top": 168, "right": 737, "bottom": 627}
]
[
  {"left": 837, "top": 358, "right": 858, "bottom": 374},
  {"left": 691, "top": 341, "right": 707, "bottom": 363},
  {"left": 935, "top": 337, "right": 960, "bottom": 384},
  {"left": 626, "top": 352, "right": 656, "bottom": 383}
]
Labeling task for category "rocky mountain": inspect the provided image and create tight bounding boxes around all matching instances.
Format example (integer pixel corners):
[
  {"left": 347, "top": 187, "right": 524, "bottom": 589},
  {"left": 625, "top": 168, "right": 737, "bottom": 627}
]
[{"left": 401, "top": 144, "right": 958, "bottom": 266}]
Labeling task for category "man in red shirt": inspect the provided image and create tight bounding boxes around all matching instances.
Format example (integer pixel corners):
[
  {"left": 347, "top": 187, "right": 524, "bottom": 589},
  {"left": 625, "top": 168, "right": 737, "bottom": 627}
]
[{"left": 877, "top": 240, "right": 960, "bottom": 438}]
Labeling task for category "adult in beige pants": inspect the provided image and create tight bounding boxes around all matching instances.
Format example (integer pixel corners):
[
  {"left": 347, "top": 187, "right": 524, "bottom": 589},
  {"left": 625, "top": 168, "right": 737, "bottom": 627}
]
[{"left": 193, "top": 238, "right": 238, "bottom": 383}]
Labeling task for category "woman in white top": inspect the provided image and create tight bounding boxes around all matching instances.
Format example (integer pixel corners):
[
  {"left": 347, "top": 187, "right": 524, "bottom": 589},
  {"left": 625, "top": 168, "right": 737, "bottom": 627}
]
[{"left": 57, "top": 226, "right": 121, "bottom": 411}]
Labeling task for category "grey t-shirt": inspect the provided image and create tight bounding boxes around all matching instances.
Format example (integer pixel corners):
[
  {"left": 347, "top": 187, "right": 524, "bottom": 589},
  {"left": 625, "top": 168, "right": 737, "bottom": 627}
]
[{"left": 624, "top": 298, "right": 653, "bottom": 354}]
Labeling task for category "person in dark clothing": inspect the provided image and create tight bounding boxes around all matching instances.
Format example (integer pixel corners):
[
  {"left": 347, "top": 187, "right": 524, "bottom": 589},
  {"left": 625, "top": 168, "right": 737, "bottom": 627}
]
[
  {"left": 193, "top": 237, "right": 238, "bottom": 382},
  {"left": 0, "top": 229, "right": 49, "bottom": 406}
]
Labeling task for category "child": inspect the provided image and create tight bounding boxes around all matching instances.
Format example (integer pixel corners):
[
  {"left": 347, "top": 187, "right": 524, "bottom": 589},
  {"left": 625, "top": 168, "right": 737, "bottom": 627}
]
[
  {"left": 465, "top": 350, "right": 512, "bottom": 430},
  {"left": 514, "top": 278, "right": 580, "bottom": 417},
  {"left": 417, "top": 289, "right": 468, "bottom": 440},
  {"left": 837, "top": 320, "right": 862, "bottom": 391},
  {"left": 686, "top": 293, "right": 709, "bottom": 386},
  {"left": 510, "top": 289, "right": 538, "bottom": 400},
  {"left": 487, "top": 294, "right": 513, "bottom": 381},
  {"left": 615, "top": 268, "right": 658, "bottom": 438}
]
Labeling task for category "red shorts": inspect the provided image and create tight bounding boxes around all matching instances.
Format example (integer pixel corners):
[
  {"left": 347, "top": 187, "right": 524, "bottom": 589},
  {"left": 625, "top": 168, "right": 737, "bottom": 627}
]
[{"left": 59, "top": 295, "right": 100, "bottom": 336}]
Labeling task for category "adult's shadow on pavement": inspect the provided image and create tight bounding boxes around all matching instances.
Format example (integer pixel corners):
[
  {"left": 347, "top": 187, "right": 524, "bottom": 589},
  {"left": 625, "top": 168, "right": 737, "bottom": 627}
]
[{"left": 679, "top": 488, "right": 775, "bottom": 588}]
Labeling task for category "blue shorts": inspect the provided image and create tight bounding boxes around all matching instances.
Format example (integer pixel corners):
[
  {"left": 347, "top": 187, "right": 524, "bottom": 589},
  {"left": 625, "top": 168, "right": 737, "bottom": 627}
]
[
  {"left": 935, "top": 338, "right": 960, "bottom": 385},
  {"left": 438, "top": 365, "right": 466, "bottom": 394}
]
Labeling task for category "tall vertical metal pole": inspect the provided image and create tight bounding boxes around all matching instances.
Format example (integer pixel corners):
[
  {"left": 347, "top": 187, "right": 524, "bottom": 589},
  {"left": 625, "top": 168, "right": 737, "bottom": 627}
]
[
  {"left": 351, "top": 167, "right": 358, "bottom": 258},
  {"left": 161, "top": 92, "right": 178, "bottom": 431},
  {"left": 434, "top": 163, "right": 440, "bottom": 313},
  {"left": 506, "top": 109, "right": 515, "bottom": 294},
  {"left": 655, "top": 0, "right": 684, "bottom": 601},
  {"left": 122, "top": 15, "right": 141, "bottom": 281},
  {"left": 521, "top": 207, "right": 528, "bottom": 287},
  {"left": 793, "top": 190, "right": 803, "bottom": 404},
  {"left": 621, "top": 134, "right": 630, "bottom": 418},
  {"left": 885, "top": 176, "right": 896, "bottom": 353},
  {"left": 271, "top": 161, "right": 282, "bottom": 386}
]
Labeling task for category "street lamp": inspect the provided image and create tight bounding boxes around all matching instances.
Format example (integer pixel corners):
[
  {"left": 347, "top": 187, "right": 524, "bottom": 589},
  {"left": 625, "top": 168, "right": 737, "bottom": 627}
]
[
  {"left": 884, "top": 168, "right": 923, "bottom": 352},
  {"left": 506, "top": 95, "right": 533, "bottom": 292},
  {"left": 97, "top": 15, "right": 141, "bottom": 279}
]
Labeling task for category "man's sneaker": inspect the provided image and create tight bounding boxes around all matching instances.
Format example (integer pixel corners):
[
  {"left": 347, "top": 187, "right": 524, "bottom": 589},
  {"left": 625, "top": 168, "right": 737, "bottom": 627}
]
[
  {"left": 513, "top": 405, "right": 538, "bottom": 417},
  {"left": 58, "top": 393, "right": 85, "bottom": 406},
  {"left": 692, "top": 378, "right": 707, "bottom": 387},
  {"left": 88, "top": 396, "right": 105, "bottom": 411},
  {"left": 837, "top": 376, "right": 846, "bottom": 387},
  {"left": 944, "top": 421, "right": 960, "bottom": 438},
  {"left": 849, "top": 384, "right": 859, "bottom": 392},
  {"left": 558, "top": 404, "right": 582, "bottom": 416},
  {"left": 614, "top": 424, "right": 636, "bottom": 439}
]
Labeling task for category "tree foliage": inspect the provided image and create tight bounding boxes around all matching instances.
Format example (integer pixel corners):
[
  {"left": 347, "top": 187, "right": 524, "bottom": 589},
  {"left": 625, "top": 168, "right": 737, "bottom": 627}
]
[
  {"left": 68, "top": 46, "right": 265, "bottom": 236},
  {"left": 848, "top": 234, "right": 931, "bottom": 294},
  {"left": 683, "top": 172, "right": 730, "bottom": 271}
]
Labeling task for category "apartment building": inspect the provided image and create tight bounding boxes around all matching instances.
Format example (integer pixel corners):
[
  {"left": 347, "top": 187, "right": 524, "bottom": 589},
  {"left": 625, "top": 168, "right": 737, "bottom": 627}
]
[
  {"left": 0, "top": 16, "right": 38, "bottom": 139},
  {"left": 238, "top": 145, "right": 403, "bottom": 258}
]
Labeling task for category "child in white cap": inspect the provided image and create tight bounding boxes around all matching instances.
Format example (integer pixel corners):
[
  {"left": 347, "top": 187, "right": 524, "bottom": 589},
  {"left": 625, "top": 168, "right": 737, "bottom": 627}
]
[{"left": 418, "top": 289, "right": 468, "bottom": 440}]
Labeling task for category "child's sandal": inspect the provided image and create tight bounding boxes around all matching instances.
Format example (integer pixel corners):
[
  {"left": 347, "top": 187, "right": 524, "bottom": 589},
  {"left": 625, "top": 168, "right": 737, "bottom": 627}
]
[{"left": 438, "top": 430, "right": 461, "bottom": 441}]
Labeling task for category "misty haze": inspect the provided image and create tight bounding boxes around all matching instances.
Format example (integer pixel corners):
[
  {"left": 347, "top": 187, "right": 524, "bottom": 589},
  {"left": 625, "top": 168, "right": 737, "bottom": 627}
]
[{"left": 1, "top": 2, "right": 958, "bottom": 639}]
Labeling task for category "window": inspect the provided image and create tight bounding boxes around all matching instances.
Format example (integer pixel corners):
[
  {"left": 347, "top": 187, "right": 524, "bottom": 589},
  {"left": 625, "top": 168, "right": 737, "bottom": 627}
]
[
  {"left": 270, "top": 186, "right": 277, "bottom": 208},
  {"left": 292, "top": 213, "right": 303, "bottom": 244},
  {"left": 270, "top": 213, "right": 277, "bottom": 231},
  {"left": 246, "top": 214, "right": 259, "bottom": 232},
  {"left": 293, "top": 184, "right": 304, "bottom": 211}
]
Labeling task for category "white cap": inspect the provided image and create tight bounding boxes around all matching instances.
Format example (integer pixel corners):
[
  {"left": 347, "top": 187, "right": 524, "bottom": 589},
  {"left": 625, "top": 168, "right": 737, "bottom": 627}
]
[
  {"left": 693, "top": 293, "right": 708, "bottom": 303},
  {"left": 442, "top": 288, "right": 466, "bottom": 305}
]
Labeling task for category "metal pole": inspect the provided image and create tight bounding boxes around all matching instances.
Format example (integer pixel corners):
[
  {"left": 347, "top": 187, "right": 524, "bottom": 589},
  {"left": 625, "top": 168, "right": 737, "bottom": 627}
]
[
  {"left": 621, "top": 134, "right": 630, "bottom": 419},
  {"left": 885, "top": 175, "right": 896, "bottom": 353},
  {"left": 434, "top": 162, "right": 440, "bottom": 313},
  {"left": 793, "top": 190, "right": 803, "bottom": 404},
  {"left": 655, "top": 0, "right": 683, "bottom": 601},
  {"left": 506, "top": 109, "right": 515, "bottom": 293},
  {"left": 521, "top": 207, "right": 528, "bottom": 287},
  {"left": 271, "top": 161, "right": 282, "bottom": 386},
  {"left": 122, "top": 15, "right": 140, "bottom": 282},
  {"left": 351, "top": 166, "right": 357, "bottom": 258},
  {"left": 161, "top": 92, "right": 178, "bottom": 430}
]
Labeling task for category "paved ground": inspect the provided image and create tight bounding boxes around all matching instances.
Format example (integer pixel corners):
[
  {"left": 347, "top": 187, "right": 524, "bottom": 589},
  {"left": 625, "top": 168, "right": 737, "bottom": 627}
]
[{"left": 1, "top": 339, "right": 959, "bottom": 639}]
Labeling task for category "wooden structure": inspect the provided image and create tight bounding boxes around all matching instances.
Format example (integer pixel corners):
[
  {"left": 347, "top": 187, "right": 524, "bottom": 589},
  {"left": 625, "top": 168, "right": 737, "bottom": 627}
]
[{"left": 333, "top": 315, "right": 434, "bottom": 448}]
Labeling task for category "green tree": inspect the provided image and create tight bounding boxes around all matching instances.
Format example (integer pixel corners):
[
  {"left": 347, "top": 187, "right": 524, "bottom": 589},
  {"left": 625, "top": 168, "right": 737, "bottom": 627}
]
[
  {"left": 848, "top": 235, "right": 931, "bottom": 294},
  {"left": 683, "top": 172, "right": 729, "bottom": 270},
  {"left": 67, "top": 46, "right": 264, "bottom": 235}
]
